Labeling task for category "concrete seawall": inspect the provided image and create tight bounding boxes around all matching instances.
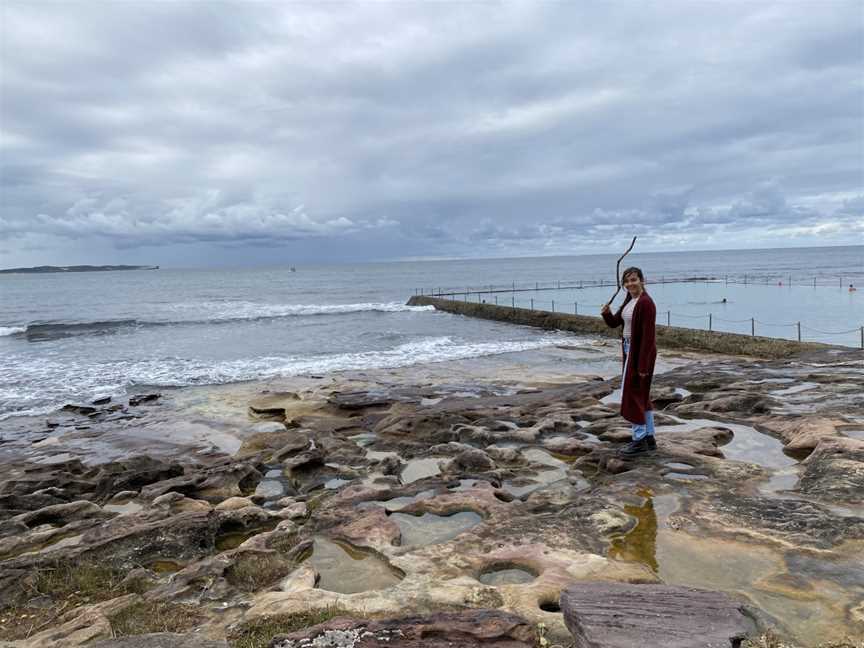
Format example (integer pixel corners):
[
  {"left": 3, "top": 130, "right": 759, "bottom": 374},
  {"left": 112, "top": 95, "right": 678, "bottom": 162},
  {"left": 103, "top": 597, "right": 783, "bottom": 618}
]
[{"left": 408, "top": 295, "right": 830, "bottom": 358}]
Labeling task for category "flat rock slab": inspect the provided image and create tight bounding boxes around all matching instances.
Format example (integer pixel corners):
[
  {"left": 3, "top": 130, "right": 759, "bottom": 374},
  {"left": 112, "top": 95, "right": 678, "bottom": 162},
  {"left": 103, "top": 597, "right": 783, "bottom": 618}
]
[
  {"left": 561, "top": 582, "right": 754, "bottom": 648},
  {"left": 90, "top": 634, "right": 229, "bottom": 648},
  {"left": 270, "top": 610, "right": 535, "bottom": 647}
]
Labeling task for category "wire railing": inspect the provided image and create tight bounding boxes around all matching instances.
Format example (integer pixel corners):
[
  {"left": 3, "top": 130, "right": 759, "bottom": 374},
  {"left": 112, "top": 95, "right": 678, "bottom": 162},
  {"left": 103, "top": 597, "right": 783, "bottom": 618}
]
[
  {"left": 441, "top": 292, "right": 864, "bottom": 349},
  {"left": 414, "top": 273, "right": 864, "bottom": 297}
]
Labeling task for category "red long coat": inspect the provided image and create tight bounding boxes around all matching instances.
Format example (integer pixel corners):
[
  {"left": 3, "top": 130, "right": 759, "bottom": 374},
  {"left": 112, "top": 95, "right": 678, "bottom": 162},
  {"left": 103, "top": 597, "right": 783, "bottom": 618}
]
[{"left": 602, "top": 292, "right": 657, "bottom": 425}]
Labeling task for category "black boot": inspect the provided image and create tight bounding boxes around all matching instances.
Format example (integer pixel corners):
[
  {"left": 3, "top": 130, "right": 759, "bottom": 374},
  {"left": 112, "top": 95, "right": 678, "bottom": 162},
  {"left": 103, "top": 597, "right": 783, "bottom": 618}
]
[
  {"left": 619, "top": 437, "right": 654, "bottom": 456},
  {"left": 646, "top": 435, "right": 657, "bottom": 450}
]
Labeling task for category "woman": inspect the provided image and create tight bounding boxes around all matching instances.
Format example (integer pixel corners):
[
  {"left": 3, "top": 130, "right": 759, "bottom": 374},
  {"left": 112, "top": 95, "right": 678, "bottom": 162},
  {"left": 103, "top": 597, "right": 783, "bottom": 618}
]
[{"left": 600, "top": 267, "right": 658, "bottom": 456}]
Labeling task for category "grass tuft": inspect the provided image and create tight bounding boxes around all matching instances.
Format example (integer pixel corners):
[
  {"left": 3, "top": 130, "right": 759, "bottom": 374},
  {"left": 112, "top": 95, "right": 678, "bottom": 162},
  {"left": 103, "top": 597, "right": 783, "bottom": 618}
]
[
  {"left": 227, "top": 605, "right": 351, "bottom": 648},
  {"left": 108, "top": 600, "right": 205, "bottom": 637}
]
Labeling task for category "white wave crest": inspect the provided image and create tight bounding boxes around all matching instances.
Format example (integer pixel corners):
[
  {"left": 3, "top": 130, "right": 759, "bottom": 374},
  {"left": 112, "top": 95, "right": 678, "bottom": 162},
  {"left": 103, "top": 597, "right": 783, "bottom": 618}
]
[
  {"left": 0, "top": 333, "right": 575, "bottom": 420},
  {"left": 0, "top": 326, "right": 26, "bottom": 337},
  {"left": 162, "top": 301, "right": 435, "bottom": 323}
]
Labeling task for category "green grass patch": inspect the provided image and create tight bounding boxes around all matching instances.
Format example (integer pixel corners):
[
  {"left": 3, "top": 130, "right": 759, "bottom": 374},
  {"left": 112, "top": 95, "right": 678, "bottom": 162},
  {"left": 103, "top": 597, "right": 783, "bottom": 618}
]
[
  {"left": 108, "top": 600, "right": 205, "bottom": 636},
  {"left": 0, "top": 561, "right": 150, "bottom": 641},
  {"left": 227, "top": 606, "right": 351, "bottom": 648},
  {"left": 224, "top": 552, "right": 296, "bottom": 592}
]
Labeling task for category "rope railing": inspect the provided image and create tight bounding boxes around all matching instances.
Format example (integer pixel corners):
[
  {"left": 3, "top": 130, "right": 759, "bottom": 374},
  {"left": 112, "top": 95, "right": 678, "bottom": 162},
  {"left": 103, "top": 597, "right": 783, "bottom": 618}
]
[{"left": 444, "top": 292, "right": 864, "bottom": 349}]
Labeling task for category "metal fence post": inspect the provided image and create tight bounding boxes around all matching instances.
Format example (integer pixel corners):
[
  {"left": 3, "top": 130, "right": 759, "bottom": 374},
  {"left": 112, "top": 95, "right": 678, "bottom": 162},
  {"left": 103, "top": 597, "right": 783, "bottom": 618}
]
[
  {"left": 494, "top": 295, "right": 498, "bottom": 305},
  {"left": 512, "top": 296, "right": 515, "bottom": 309},
  {"left": 797, "top": 322, "right": 801, "bottom": 341},
  {"left": 551, "top": 300, "right": 555, "bottom": 312},
  {"left": 708, "top": 313, "right": 712, "bottom": 331},
  {"left": 861, "top": 326, "right": 863, "bottom": 350},
  {"left": 530, "top": 298, "right": 534, "bottom": 310},
  {"left": 667, "top": 311, "right": 671, "bottom": 326},
  {"left": 751, "top": 318, "right": 755, "bottom": 336},
  {"left": 574, "top": 302, "right": 578, "bottom": 315}
]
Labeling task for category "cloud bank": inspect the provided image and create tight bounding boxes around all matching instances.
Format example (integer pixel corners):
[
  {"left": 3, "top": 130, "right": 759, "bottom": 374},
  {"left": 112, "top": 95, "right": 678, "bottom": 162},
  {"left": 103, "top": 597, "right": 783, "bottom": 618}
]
[{"left": 1, "top": 1, "right": 862, "bottom": 265}]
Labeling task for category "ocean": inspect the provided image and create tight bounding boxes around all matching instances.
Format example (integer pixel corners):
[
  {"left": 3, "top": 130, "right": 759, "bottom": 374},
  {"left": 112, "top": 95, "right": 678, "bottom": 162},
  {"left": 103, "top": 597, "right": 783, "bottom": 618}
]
[{"left": 1, "top": 245, "right": 862, "bottom": 421}]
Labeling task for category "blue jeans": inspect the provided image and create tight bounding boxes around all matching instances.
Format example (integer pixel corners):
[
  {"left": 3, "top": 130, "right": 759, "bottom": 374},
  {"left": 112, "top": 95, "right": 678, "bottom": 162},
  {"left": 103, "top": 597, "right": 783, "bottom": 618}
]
[{"left": 623, "top": 338, "right": 655, "bottom": 441}]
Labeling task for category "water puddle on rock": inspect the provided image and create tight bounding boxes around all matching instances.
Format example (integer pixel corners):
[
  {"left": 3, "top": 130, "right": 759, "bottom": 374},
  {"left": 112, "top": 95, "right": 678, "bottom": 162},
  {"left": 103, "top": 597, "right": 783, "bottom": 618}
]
[
  {"left": 608, "top": 490, "right": 861, "bottom": 645},
  {"left": 502, "top": 448, "right": 570, "bottom": 497},
  {"left": 103, "top": 501, "right": 144, "bottom": 515},
  {"left": 149, "top": 559, "right": 185, "bottom": 574},
  {"left": 216, "top": 521, "right": 278, "bottom": 551},
  {"left": 370, "top": 489, "right": 436, "bottom": 512},
  {"left": 769, "top": 382, "right": 819, "bottom": 397},
  {"left": 665, "top": 472, "right": 708, "bottom": 482},
  {"left": 390, "top": 511, "right": 482, "bottom": 547},
  {"left": 660, "top": 416, "right": 797, "bottom": 470},
  {"left": 304, "top": 537, "right": 402, "bottom": 594},
  {"left": 478, "top": 567, "right": 536, "bottom": 586},
  {"left": 401, "top": 457, "right": 443, "bottom": 484}
]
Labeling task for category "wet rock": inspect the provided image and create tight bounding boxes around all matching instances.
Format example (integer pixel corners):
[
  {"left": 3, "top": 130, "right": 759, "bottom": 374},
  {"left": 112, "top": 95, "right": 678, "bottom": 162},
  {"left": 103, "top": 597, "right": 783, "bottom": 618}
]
[
  {"left": 271, "top": 435, "right": 312, "bottom": 462},
  {"left": 283, "top": 448, "right": 324, "bottom": 472},
  {"left": 798, "top": 437, "right": 864, "bottom": 505},
  {"left": 755, "top": 416, "right": 843, "bottom": 453},
  {"left": 270, "top": 610, "right": 536, "bottom": 647},
  {"left": 236, "top": 424, "right": 308, "bottom": 459},
  {"left": 128, "top": 393, "right": 160, "bottom": 406},
  {"left": 560, "top": 582, "right": 755, "bottom": 648},
  {"left": 91, "top": 456, "right": 185, "bottom": 501},
  {"left": 542, "top": 436, "right": 594, "bottom": 456},
  {"left": 650, "top": 386, "right": 684, "bottom": 410},
  {"left": 452, "top": 448, "right": 494, "bottom": 472},
  {"left": 328, "top": 390, "right": 393, "bottom": 410},
  {"left": 140, "top": 462, "right": 262, "bottom": 502},
  {"left": 276, "top": 502, "right": 307, "bottom": 520},
  {"left": 485, "top": 446, "right": 521, "bottom": 464},
  {"left": 62, "top": 403, "right": 98, "bottom": 415},
  {"left": 671, "top": 392, "right": 774, "bottom": 416},
  {"left": 604, "top": 458, "right": 631, "bottom": 474},
  {"left": 90, "top": 635, "right": 229, "bottom": 648}
]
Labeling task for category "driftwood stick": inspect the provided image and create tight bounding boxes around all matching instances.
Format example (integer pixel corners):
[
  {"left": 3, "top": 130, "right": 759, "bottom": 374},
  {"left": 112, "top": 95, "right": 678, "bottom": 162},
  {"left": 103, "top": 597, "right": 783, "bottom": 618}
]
[{"left": 605, "top": 236, "right": 637, "bottom": 307}]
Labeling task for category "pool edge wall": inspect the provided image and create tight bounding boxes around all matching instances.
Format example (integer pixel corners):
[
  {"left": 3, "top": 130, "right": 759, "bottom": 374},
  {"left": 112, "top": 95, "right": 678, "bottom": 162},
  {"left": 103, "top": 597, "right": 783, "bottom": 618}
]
[{"left": 407, "top": 296, "right": 833, "bottom": 359}]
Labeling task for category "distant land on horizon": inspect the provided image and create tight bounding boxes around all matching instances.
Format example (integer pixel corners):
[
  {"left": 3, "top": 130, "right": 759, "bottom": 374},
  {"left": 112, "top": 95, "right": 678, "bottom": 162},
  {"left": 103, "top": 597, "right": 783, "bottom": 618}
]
[{"left": 0, "top": 265, "right": 159, "bottom": 274}]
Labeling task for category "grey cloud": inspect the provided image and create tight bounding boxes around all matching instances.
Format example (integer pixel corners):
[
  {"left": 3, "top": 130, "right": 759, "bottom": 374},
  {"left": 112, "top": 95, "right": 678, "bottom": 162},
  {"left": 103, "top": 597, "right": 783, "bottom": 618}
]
[{"left": 1, "top": 1, "right": 862, "bottom": 267}]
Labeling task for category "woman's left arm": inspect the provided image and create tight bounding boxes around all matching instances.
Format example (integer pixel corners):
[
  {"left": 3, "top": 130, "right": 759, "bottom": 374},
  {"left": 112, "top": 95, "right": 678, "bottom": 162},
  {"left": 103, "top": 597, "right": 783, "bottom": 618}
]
[{"left": 637, "top": 299, "right": 657, "bottom": 376}]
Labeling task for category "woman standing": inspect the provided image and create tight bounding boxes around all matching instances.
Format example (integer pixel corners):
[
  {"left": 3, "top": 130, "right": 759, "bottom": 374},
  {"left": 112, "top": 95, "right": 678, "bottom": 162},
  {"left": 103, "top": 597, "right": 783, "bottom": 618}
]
[{"left": 600, "top": 267, "right": 658, "bottom": 456}]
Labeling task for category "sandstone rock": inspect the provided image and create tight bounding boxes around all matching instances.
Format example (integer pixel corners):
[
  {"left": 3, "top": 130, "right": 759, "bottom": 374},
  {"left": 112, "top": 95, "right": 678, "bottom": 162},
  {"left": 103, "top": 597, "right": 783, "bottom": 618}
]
[
  {"left": 542, "top": 436, "right": 594, "bottom": 456},
  {"left": 798, "top": 436, "right": 864, "bottom": 505},
  {"left": 215, "top": 496, "right": 255, "bottom": 511},
  {"left": 755, "top": 416, "right": 843, "bottom": 453},
  {"left": 282, "top": 448, "right": 323, "bottom": 471},
  {"left": 560, "top": 582, "right": 754, "bottom": 648},
  {"left": 671, "top": 392, "right": 774, "bottom": 416},
  {"left": 90, "top": 633, "right": 229, "bottom": 647},
  {"left": 485, "top": 446, "right": 521, "bottom": 464},
  {"left": 452, "top": 448, "right": 494, "bottom": 472},
  {"left": 270, "top": 610, "right": 536, "bottom": 647},
  {"left": 277, "top": 502, "right": 307, "bottom": 520}
]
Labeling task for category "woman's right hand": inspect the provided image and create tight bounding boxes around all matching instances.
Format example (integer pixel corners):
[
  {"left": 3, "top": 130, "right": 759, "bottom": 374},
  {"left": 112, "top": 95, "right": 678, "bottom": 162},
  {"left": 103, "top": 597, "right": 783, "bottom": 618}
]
[{"left": 600, "top": 303, "right": 610, "bottom": 315}]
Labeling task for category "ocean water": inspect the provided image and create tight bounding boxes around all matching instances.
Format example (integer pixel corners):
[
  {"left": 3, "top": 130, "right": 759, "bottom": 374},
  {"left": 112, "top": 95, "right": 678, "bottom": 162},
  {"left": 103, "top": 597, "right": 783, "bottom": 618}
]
[{"left": 1, "top": 245, "right": 861, "bottom": 420}]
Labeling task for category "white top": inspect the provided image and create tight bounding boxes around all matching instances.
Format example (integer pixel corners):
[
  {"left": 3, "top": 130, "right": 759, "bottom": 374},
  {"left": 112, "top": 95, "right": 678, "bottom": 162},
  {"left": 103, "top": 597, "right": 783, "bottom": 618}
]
[{"left": 622, "top": 297, "right": 638, "bottom": 339}]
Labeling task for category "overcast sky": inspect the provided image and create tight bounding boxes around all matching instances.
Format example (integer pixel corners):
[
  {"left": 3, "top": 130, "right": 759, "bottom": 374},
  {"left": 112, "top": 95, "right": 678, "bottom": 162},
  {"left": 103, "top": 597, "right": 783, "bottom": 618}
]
[{"left": 1, "top": 1, "right": 862, "bottom": 267}]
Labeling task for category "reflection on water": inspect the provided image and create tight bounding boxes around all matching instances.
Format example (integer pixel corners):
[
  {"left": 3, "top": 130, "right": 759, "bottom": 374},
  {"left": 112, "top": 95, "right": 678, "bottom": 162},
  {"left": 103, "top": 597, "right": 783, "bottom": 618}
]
[
  {"left": 609, "top": 489, "right": 658, "bottom": 573},
  {"left": 305, "top": 537, "right": 402, "bottom": 594},
  {"left": 479, "top": 567, "right": 536, "bottom": 586},
  {"left": 607, "top": 488, "right": 864, "bottom": 644},
  {"left": 390, "top": 511, "right": 482, "bottom": 547}
]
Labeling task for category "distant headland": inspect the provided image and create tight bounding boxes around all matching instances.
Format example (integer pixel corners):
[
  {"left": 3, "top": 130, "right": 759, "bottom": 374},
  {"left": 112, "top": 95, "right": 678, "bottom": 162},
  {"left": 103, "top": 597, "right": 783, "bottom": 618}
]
[{"left": 0, "top": 265, "right": 159, "bottom": 274}]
